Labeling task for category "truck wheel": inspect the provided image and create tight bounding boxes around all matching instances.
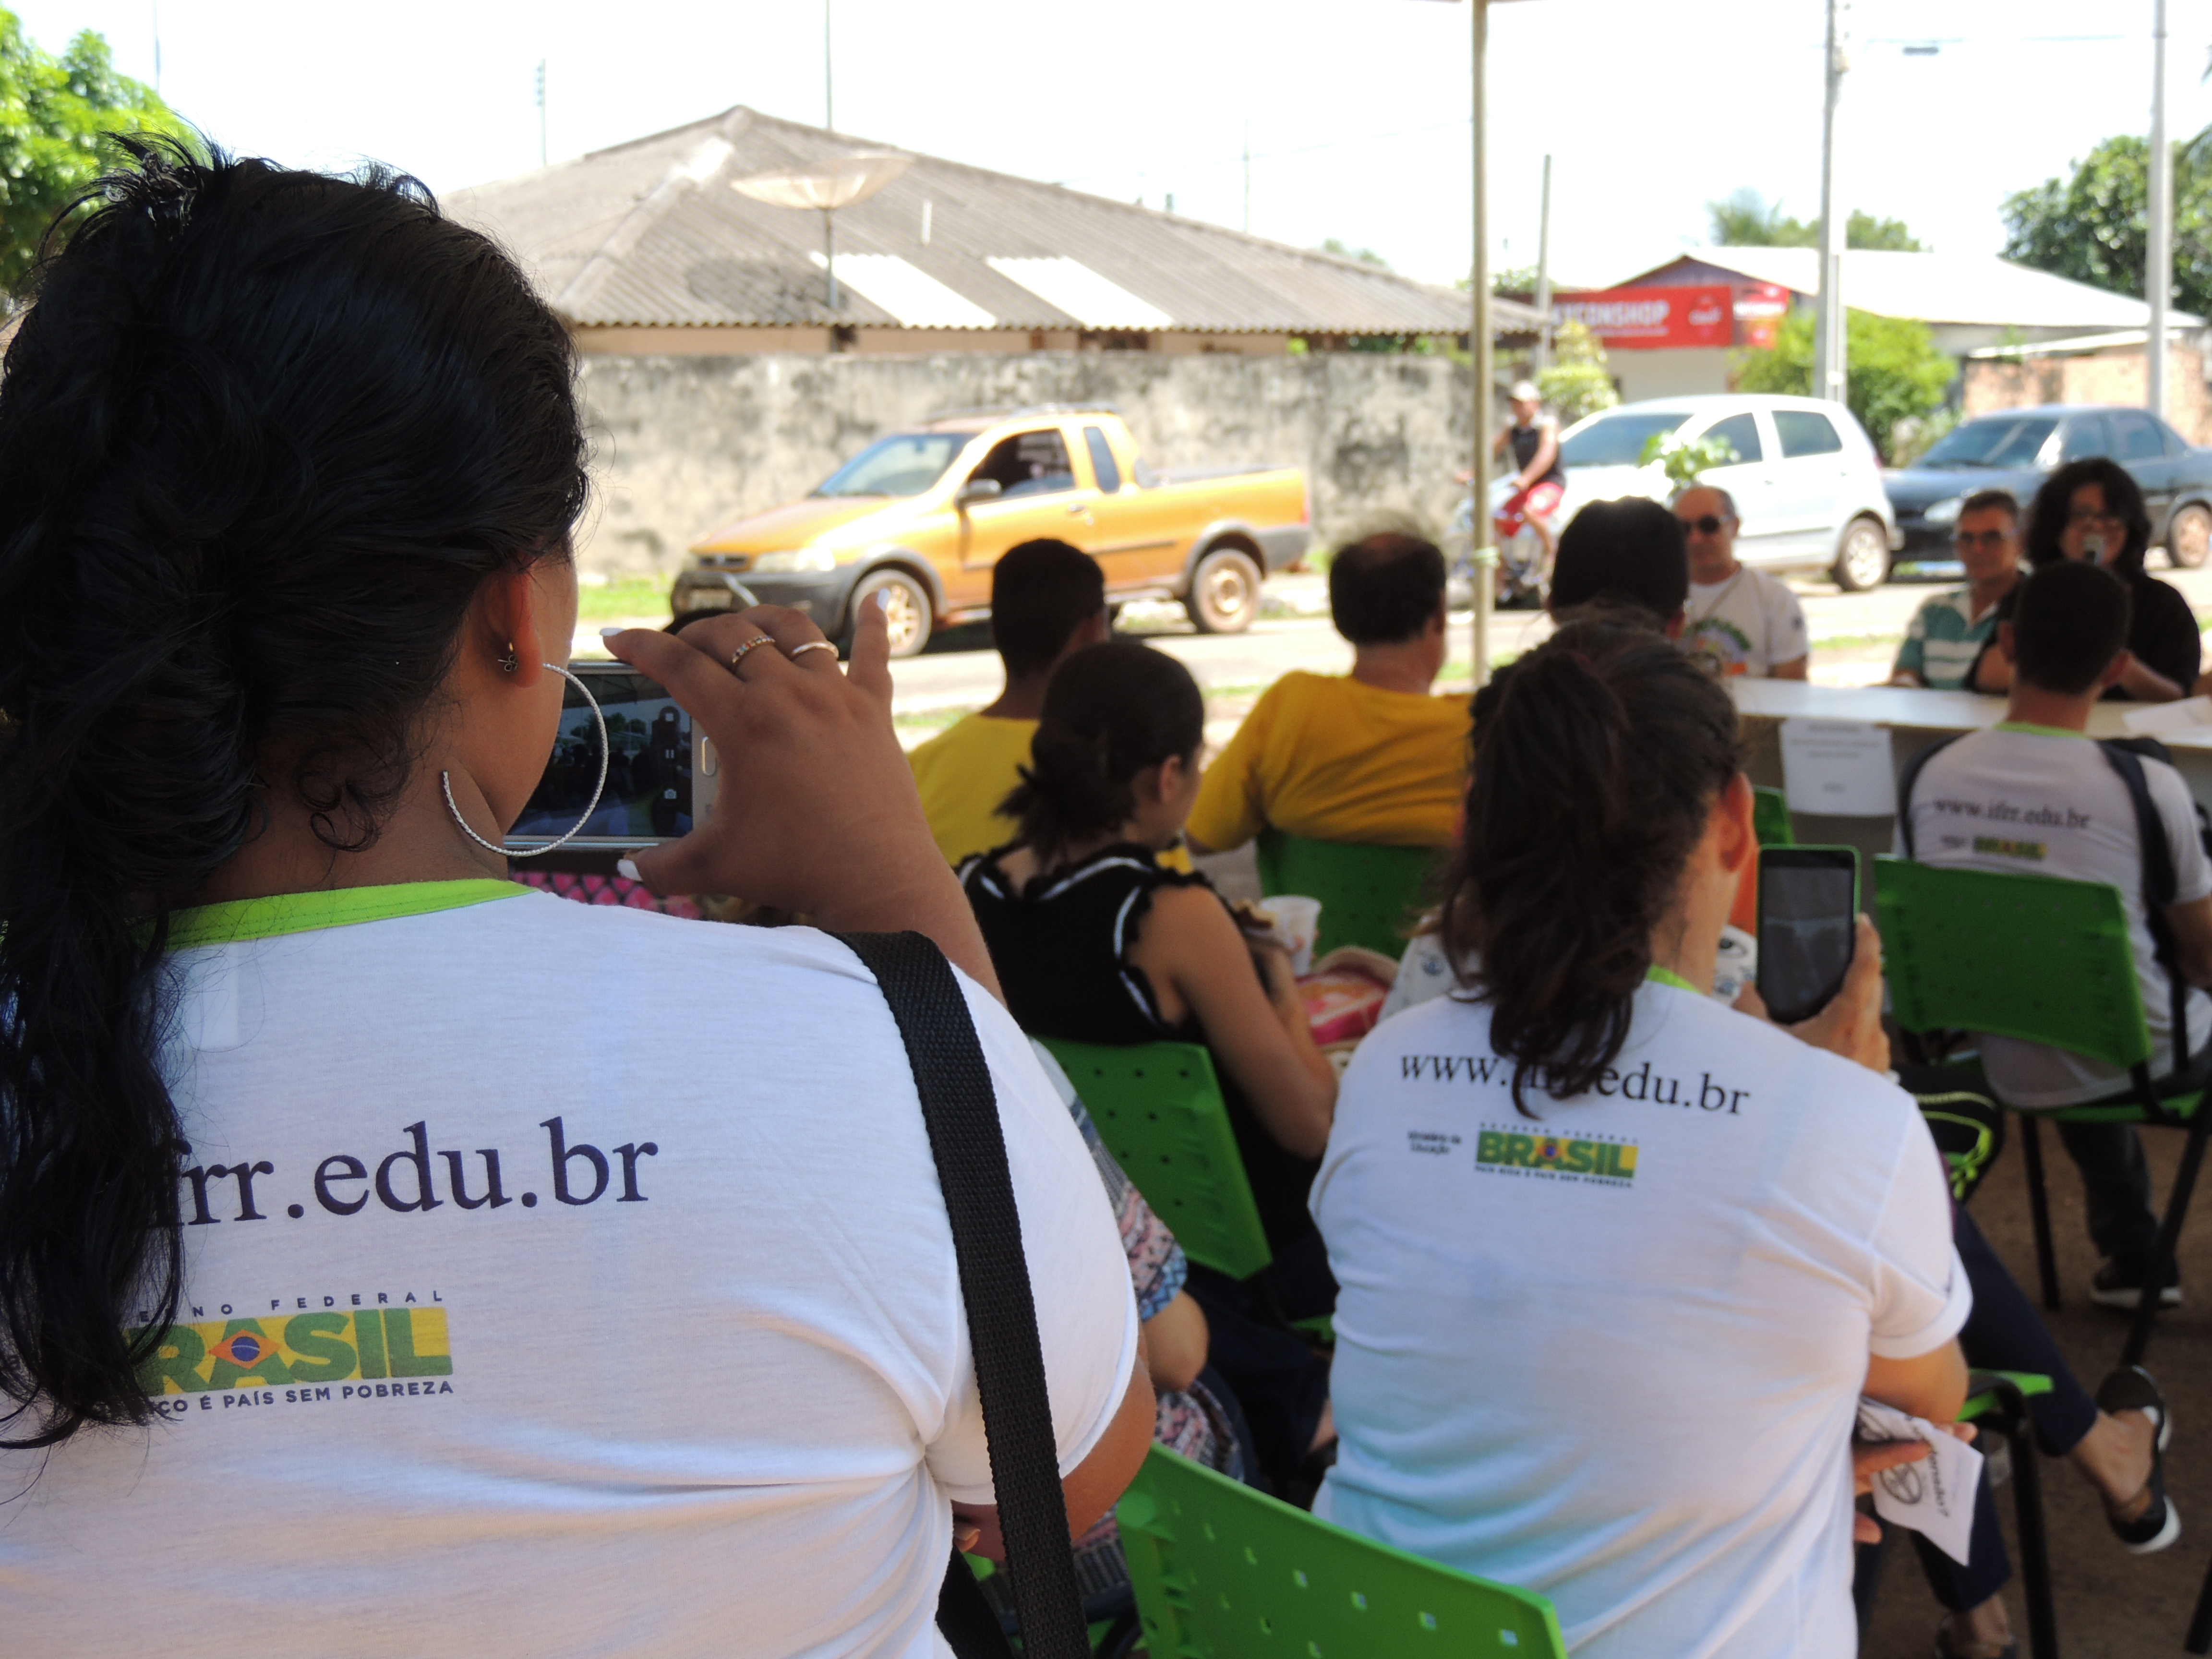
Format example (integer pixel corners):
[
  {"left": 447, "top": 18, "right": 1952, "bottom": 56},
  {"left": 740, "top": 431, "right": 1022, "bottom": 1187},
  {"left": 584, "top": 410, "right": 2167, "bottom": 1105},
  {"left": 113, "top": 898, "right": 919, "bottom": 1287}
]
[
  {"left": 1830, "top": 517, "right": 1891, "bottom": 592},
  {"left": 2166, "top": 503, "right": 2211, "bottom": 569},
  {"left": 850, "top": 568, "right": 933, "bottom": 659},
  {"left": 1185, "top": 547, "right": 1263, "bottom": 634}
]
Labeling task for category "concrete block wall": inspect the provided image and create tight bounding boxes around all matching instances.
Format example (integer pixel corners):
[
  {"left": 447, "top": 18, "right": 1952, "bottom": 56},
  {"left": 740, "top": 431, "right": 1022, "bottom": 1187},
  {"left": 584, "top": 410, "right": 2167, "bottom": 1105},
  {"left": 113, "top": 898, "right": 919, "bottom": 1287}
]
[{"left": 573, "top": 351, "right": 1474, "bottom": 575}]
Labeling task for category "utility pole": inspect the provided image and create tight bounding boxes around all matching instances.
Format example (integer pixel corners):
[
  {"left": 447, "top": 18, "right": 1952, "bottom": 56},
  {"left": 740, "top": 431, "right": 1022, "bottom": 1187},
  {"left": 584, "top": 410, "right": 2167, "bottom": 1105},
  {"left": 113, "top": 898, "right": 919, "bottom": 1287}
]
[
  {"left": 824, "top": 0, "right": 834, "bottom": 131},
  {"left": 1243, "top": 120, "right": 1251, "bottom": 233},
  {"left": 1532, "top": 153, "right": 1554, "bottom": 376},
  {"left": 1469, "top": 0, "right": 1496, "bottom": 687},
  {"left": 2150, "top": 0, "right": 2173, "bottom": 421},
  {"left": 151, "top": 1, "right": 161, "bottom": 94},
  {"left": 534, "top": 60, "right": 547, "bottom": 168},
  {"left": 1812, "top": 0, "right": 1849, "bottom": 405}
]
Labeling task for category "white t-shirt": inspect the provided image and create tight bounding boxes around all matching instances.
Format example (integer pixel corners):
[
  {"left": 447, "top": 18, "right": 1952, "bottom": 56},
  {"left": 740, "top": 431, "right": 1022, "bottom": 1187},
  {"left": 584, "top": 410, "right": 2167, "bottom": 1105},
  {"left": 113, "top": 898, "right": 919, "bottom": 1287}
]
[
  {"left": 1903, "top": 724, "right": 2212, "bottom": 1107},
  {"left": 1683, "top": 566, "right": 1809, "bottom": 678},
  {"left": 1312, "top": 978, "right": 1968, "bottom": 1659},
  {"left": 0, "top": 883, "right": 1137, "bottom": 1659}
]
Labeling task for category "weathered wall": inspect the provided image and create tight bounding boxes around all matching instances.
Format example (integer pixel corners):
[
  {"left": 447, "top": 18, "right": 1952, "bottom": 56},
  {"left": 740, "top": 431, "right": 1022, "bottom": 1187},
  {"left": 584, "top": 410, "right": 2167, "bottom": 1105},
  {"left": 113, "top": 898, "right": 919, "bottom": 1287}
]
[
  {"left": 574, "top": 351, "right": 1473, "bottom": 575},
  {"left": 1963, "top": 343, "right": 2212, "bottom": 444}
]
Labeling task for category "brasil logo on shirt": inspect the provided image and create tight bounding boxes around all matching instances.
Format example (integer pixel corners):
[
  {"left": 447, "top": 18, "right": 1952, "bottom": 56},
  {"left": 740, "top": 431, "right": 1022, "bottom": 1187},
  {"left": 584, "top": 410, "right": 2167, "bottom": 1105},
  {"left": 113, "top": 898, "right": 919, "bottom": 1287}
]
[
  {"left": 130, "top": 1307, "right": 453, "bottom": 1398},
  {"left": 1475, "top": 1126, "right": 1638, "bottom": 1185}
]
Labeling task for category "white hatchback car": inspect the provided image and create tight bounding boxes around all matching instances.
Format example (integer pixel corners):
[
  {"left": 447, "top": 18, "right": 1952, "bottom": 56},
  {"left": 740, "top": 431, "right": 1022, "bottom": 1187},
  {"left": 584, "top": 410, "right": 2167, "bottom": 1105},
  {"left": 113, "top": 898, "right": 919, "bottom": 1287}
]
[{"left": 1552, "top": 394, "right": 1900, "bottom": 590}]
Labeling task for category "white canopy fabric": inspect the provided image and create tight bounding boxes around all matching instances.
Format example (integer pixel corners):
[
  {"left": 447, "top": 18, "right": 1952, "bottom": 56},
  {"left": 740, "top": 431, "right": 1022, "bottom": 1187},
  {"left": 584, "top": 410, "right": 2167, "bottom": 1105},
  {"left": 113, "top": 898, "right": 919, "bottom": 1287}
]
[{"left": 729, "top": 152, "right": 914, "bottom": 213}]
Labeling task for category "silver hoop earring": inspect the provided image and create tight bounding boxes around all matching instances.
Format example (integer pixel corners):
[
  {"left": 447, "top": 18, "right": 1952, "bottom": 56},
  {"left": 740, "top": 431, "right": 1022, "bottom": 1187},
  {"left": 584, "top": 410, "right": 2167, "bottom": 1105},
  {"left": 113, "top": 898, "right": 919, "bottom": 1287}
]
[{"left": 443, "top": 661, "right": 610, "bottom": 859}]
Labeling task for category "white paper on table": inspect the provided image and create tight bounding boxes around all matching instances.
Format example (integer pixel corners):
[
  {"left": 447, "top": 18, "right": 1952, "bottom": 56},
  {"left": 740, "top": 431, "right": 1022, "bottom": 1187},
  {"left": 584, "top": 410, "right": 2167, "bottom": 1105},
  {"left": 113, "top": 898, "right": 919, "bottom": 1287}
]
[
  {"left": 2121, "top": 695, "right": 2212, "bottom": 736},
  {"left": 1855, "top": 1398, "right": 1983, "bottom": 1564},
  {"left": 1779, "top": 719, "right": 1899, "bottom": 817}
]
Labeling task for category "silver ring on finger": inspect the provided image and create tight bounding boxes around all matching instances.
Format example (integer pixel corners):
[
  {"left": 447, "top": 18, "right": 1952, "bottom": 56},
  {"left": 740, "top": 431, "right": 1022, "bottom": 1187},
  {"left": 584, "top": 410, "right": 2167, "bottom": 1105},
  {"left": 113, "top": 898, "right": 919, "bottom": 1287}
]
[
  {"left": 787, "top": 641, "right": 837, "bottom": 661},
  {"left": 726, "top": 634, "right": 776, "bottom": 673}
]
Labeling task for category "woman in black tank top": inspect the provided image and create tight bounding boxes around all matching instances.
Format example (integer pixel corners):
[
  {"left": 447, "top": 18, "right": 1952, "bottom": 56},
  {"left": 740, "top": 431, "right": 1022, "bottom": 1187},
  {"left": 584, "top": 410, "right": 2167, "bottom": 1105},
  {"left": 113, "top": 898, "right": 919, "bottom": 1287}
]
[{"left": 960, "top": 640, "right": 1340, "bottom": 1485}]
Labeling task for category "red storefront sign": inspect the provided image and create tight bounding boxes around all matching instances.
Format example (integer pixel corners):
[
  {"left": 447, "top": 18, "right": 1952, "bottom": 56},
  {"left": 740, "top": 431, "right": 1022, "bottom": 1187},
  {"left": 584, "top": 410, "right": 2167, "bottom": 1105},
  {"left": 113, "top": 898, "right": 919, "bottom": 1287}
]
[
  {"left": 1733, "top": 282, "right": 1791, "bottom": 351},
  {"left": 1551, "top": 283, "right": 1737, "bottom": 350}
]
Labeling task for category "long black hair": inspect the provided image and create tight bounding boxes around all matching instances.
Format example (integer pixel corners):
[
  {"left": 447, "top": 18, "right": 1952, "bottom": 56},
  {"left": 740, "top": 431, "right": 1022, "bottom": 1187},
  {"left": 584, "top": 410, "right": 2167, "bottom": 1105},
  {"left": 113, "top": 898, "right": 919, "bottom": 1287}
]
[
  {"left": 2025, "top": 457, "right": 2152, "bottom": 576},
  {"left": 1439, "top": 619, "right": 1743, "bottom": 1113},
  {"left": 0, "top": 141, "right": 587, "bottom": 1446},
  {"left": 1001, "top": 640, "right": 1203, "bottom": 858}
]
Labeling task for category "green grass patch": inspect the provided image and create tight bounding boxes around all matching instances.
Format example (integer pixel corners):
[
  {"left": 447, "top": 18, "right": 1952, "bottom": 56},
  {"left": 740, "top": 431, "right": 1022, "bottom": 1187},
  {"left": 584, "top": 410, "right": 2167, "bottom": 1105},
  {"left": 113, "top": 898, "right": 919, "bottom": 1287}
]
[
  {"left": 1807, "top": 632, "right": 1906, "bottom": 653},
  {"left": 893, "top": 706, "right": 978, "bottom": 738},
  {"left": 576, "top": 577, "right": 672, "bottom": 622}
]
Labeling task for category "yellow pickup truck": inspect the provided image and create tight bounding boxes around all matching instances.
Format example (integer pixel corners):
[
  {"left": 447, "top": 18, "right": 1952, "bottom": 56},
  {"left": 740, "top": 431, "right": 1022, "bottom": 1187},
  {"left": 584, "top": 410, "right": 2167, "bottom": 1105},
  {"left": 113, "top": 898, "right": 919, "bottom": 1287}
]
[{"left": 675, "top": 406, "right": 1311, "bottom": 657}]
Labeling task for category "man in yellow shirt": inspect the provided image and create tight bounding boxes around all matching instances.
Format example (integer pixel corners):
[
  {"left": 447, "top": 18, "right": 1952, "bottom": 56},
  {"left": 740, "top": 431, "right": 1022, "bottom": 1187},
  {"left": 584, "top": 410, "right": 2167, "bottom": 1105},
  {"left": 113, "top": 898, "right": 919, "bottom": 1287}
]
[
  {"left": 1187, "top": 532, "right": 1467, "bottom": 854},
  {"left": 907, "top": 539, "right": 1109, "bottom": 863}
]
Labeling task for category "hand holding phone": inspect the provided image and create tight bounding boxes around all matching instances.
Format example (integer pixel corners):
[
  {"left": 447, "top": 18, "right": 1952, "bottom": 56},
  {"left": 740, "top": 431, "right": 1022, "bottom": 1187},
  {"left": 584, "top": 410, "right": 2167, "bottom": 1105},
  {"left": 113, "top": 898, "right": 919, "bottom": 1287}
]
[
  {"left": 600, "top": 602, "right": 1002, "bottom": 1000},
  {"left": 1756, "top": 847, "right": 1860, "bottom": 1024}
]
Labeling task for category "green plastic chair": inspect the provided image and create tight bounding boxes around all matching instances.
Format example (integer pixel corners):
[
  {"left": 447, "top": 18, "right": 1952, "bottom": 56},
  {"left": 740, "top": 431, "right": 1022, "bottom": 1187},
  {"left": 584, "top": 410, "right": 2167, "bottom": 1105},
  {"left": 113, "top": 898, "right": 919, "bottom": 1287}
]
[
  {"left": 1876, "top": 856, "right": 2209, "bottom": 1369},
  {"left": 1752, "top": 786, "right": 1795, "bottom": 848},
  {"left": 1039, "top": 1037, "right": 1274, "bottom": 1284},
  {"left": 1963, "top": 1372, "right": 2057, "bottom": 1659},
  {"left": 1117, "top": 1446, "right": 1568, "bottom": 1658},
  {"left": 1254, "top": 830, "right": 1440, "bottom": 959}
]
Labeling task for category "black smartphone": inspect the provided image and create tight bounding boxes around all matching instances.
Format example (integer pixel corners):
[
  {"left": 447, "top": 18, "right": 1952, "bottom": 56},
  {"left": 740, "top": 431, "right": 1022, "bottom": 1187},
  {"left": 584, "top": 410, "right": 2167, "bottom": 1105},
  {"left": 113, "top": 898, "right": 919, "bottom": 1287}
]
[
  {"left": 1756, "top": 846, "right": 1860, "bottom": 1024},
  {"left": 506, "top": 663, "right": 721, "bottom": 849}
]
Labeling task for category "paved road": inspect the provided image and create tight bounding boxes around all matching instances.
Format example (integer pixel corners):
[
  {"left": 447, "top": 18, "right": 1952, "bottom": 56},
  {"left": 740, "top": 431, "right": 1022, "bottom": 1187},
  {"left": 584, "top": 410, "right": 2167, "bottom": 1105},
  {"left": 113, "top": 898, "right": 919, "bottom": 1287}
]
[{"left": 575, "top": 561, "right": 2212, "bottom": 720}]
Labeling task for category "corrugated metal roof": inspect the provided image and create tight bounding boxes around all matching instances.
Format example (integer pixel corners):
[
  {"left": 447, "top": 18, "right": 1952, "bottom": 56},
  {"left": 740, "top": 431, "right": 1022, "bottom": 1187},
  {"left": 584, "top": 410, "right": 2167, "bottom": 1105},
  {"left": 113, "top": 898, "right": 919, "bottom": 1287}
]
[
  {"left": 1619, "top": 247, "right": 2201, "bottom": 332},
  {"left": 447, "top": 106, "right": 1540, "bottom": 337}
]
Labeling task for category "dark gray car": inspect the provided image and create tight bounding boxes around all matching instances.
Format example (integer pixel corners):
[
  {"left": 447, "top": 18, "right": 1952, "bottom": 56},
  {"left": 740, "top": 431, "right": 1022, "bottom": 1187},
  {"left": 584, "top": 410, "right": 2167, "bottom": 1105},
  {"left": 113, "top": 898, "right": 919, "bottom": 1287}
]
[{"left": 1883, "top": 405, "right": 2212, "bottom": 568}]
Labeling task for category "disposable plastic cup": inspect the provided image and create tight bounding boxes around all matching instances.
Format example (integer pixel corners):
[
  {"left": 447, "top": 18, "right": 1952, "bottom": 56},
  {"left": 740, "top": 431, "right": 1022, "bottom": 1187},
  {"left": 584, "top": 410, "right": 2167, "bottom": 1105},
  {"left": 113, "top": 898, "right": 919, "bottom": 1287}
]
[{"left": 1256, "top": 894, "right": 1322, "bottom": 975}]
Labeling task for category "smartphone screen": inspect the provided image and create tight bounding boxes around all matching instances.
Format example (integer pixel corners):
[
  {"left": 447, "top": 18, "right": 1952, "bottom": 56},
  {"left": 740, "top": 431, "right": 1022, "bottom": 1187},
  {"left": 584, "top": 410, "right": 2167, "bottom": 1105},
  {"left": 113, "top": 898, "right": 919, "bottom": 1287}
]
[
  {"left": 1756, "top": 847, "right": 1859, "bottom": 1024},
  {"left": 508, "top": 668, "right": 693, "bottom": 847}
]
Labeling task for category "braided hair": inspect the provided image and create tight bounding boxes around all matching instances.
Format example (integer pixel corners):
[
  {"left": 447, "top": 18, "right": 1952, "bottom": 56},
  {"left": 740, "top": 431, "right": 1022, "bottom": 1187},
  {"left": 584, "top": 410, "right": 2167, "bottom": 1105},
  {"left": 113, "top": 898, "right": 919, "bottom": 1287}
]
[{"left": 0, "top": 140, "right": 587, "bottom": 1445}]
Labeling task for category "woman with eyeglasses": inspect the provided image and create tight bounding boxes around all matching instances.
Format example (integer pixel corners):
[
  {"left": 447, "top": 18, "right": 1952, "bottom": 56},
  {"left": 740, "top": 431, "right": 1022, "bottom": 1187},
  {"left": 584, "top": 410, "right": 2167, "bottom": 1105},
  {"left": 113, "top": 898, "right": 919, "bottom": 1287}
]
[{"left": 1971, "top": 458, "right": 2197, "bottom": 702}]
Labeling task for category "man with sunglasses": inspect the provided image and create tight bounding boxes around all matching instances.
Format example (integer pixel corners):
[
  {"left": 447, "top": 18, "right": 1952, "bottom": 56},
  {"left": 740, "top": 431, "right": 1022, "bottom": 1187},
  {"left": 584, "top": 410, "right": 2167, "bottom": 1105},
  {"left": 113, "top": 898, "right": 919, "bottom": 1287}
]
[
  {"left": 1889, "top": 489, "right": 2022, "bottom": 690},
  {"left": 1674, "top": 483, "right": 1809, "bottom": 679}
]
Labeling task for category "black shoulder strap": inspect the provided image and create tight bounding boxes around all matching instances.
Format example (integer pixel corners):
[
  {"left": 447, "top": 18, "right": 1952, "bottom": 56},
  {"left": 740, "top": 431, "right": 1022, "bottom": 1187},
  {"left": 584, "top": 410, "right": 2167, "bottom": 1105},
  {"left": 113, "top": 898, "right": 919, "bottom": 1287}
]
[
  {"left": 1894, "top": 734, "right": 1964, "bottom": 861},
  {"left": 2097, "top": 742, "right": 2191, "bottom": 1076},
  {"left": 835, "top": 931, "right": 1090, "bottom": 1659}
]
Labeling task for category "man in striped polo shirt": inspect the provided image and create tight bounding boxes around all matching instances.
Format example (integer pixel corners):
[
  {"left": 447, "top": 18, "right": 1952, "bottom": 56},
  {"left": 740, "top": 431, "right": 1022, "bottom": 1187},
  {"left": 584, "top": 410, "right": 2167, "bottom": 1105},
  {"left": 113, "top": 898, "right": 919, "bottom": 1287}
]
[{"left": 1889, "top": 488, "right": 2022, "bottom": 689}]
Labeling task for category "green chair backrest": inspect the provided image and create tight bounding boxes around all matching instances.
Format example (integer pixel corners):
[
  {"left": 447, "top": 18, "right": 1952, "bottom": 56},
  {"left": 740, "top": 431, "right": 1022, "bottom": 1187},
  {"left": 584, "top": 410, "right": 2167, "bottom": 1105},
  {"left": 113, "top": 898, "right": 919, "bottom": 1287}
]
[
  {"left": 1037, "top": 1036, "right": 1274, "bottom": 1282},
  {"left": 1254, "top": 830, "right": 1440, "bottom": 959},
  {"left": 1118, "top": 1445, "right": 1568, "bottom": 1658},
  {"left": 1752, "top": 786, "right": 1794, "bottom": 848},
  {"left": 1874, "top": 856, "right": 2152, "bottom": 1072}
]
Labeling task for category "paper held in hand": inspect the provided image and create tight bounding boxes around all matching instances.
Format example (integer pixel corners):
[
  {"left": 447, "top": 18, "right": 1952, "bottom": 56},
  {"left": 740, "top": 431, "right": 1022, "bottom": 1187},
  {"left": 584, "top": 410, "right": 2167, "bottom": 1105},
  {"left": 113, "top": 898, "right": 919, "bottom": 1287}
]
[
  {"left": 1856, "top": 1398, "right": 1982, "bottom": 1565},
  {"left": 1780, "top": 719, "right": 1899, "bottom": 817}
]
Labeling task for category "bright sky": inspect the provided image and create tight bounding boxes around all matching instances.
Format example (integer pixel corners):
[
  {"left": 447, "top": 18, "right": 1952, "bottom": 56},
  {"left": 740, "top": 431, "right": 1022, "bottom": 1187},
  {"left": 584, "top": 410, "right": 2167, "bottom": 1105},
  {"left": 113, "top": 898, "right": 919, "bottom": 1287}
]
[{"left": 19, "top": 0, "right": 2212, "bottom": 289}]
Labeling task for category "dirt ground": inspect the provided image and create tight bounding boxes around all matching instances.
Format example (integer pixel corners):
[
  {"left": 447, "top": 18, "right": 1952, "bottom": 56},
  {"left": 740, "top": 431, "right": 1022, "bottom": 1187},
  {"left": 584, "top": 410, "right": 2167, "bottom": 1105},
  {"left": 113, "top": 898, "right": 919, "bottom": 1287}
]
[{"left": 1860, "top": 1128, "right": 2212, "bottom": 1657}]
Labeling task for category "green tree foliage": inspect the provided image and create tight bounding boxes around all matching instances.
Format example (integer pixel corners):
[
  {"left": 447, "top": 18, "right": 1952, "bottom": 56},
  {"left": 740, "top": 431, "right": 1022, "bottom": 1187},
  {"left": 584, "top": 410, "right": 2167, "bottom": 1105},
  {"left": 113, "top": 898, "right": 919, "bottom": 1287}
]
[
  {"left": 2000, "top": 130, "right": 2212, "bottom": 318},
  {"left": 1639, "top": 430, "right": 1743, "bottom": 489},
  {"left": 0, "top": 11, "right": 182, "bottom": 301},
  {"left": 1317, "top": 236, "right": 1390, "bottom": 268},
  {"left": 1732, "top": 308, "right": 1954, "bottom": 463},
  {"left": 1535, "top": 319, "right": 1618, "bottom": 426},
  {"left": 1706, "top": 189, "right": 1922, "bottom": 251}
]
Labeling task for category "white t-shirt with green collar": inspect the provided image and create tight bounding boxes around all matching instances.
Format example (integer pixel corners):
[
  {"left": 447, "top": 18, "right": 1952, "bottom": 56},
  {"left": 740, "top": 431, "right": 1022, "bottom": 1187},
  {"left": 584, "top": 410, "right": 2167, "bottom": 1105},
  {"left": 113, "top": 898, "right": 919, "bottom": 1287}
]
[
  {"left": 1902, "top": 721, "right": 2212, "bottom": 1107},
  {"left": 0, "top": 880, "right": 1138, "bottom": 1659},
  {"left": 1312, "top": 972, "right": 1967, "bottom": 1659}
]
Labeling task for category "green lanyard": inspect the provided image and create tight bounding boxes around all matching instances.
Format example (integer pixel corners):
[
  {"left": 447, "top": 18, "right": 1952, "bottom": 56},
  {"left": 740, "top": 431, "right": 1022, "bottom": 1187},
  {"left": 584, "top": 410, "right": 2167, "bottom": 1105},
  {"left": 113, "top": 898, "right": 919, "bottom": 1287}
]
[
  {"left": 165, "top": 878, "right": 529, "bottom": 949},
  {"left": 1646, "top": 963, "right": 1702, "bottom": 995}
]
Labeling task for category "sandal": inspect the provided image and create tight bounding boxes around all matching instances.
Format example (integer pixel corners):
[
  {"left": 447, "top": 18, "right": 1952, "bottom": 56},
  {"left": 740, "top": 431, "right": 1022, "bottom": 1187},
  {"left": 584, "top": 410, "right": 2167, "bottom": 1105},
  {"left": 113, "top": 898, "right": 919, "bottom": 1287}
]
[
  {"left": 2095, "top": 1364, "right": 2182, "bottom": 1553},
  {"left": 1933, "top": 1613, "right": 2017, "bottom": 1658}
]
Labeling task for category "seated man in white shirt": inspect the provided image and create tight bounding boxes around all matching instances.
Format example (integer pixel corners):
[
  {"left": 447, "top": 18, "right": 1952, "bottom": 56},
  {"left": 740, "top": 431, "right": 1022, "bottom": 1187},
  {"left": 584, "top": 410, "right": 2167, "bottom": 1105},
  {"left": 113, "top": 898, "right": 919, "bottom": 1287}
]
[
  {"left": 1674, "top": 483, "right": 1809, "bottom": 680},
  {"left": 1902, "top": 558, "right": 2212, "bottom": 1310}
]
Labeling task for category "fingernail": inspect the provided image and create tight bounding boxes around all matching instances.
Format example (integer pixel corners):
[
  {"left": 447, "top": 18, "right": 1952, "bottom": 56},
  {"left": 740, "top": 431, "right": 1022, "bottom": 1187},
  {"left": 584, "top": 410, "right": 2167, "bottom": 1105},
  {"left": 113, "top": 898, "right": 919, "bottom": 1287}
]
[
  {"left": 874, "top": 589, "right": 890, "bottom": 612},
  {"left": 616, "top": 857, "right": 641, "bottom": 881},
  {"left": 599, "top": 625, "right": 623, "bottom": 639}
]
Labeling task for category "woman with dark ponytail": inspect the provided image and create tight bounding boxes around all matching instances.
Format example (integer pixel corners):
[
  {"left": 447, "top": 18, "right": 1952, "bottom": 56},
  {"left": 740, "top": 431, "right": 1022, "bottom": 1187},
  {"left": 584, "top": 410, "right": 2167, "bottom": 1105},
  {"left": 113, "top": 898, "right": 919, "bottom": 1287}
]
[
  {"left": 0, "top": 143, "right": 1150, "bottom": 1653},
  {"left": 961, "top": 639, "right": 1339, "bottom": 1489},
  {"left": 1310, "top": 619, "right": 1971, "bottom": 1658}
]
